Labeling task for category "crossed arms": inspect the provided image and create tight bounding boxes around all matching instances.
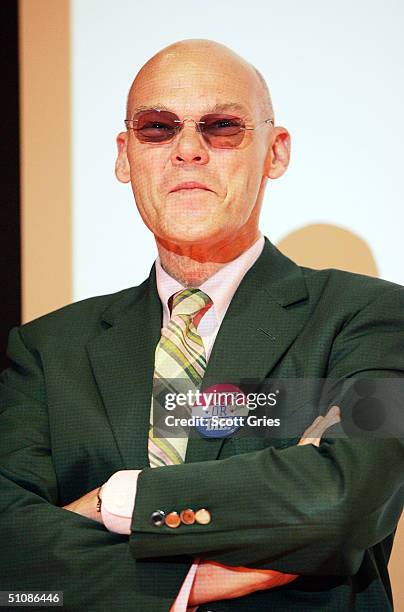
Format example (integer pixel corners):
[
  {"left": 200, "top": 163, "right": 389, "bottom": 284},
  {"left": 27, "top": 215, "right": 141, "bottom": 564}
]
[{"left": 63, "top": 408, "right": 341, "bottom": 607}]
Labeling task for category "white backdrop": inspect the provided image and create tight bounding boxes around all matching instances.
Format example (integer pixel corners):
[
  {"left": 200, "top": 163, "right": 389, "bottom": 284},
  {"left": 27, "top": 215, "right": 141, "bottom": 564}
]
[{"left": 71, "top": 0, "right": 404, "bottom": 300}]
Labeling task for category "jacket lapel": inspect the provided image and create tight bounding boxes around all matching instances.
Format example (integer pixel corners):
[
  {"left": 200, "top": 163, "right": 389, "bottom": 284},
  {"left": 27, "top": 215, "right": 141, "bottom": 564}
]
[
  {"left": 86, "top": 237, "right": 310, "bottom": 469},
  {"left": 86, "top": 269, "right": 162, "bottom": 470},
  {"left": 185, "top": 238, "right": 310, "bottom": 463}
]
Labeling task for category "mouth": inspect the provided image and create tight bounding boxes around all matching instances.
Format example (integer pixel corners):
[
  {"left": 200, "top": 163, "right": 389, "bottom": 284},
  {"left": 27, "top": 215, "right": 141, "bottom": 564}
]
[{"left": 170, "top": 181, "right": 213, "bottom": 193}]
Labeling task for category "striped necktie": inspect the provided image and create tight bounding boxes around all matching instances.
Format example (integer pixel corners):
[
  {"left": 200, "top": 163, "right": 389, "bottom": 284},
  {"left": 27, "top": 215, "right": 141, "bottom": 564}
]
[{"left": 148, "top": 288, "right": 213, "bottom": 468}]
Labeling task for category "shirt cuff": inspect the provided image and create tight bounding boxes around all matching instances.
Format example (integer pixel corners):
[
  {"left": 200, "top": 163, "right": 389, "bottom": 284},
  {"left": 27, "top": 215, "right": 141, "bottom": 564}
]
[
  {"left": 170, "top": 559, "right": 200, "bottom": 612},
  {"left": 100, "top": 469, "right": 141, "bottom": 534}
]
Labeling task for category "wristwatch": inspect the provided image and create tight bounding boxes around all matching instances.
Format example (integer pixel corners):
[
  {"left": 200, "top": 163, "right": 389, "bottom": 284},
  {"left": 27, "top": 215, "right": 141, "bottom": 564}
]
[{"left": 96, "top": 483, "right": 106, "bottom": 513}]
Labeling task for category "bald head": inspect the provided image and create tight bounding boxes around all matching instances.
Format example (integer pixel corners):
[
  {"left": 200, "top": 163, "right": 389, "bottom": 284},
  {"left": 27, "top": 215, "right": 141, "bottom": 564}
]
[{"left": 125, "top": 39, "right": 274, "bottom": 120}]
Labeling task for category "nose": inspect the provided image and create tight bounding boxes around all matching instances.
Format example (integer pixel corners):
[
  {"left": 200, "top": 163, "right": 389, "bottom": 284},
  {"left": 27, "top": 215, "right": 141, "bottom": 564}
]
[{"left": 170, "top": 119, "right": 209, "bottom": 166}]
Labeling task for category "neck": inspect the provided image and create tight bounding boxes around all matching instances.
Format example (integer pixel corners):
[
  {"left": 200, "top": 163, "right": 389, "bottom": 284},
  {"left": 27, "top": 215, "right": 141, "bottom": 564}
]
[{"left": 156, "top": 229, "right": 261, "bottom": 287}]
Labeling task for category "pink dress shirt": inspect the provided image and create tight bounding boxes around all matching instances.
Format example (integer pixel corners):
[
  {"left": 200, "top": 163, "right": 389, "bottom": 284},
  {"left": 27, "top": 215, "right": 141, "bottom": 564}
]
[{"left": 100, "top": 234, "right": 265, "bottom": 611}]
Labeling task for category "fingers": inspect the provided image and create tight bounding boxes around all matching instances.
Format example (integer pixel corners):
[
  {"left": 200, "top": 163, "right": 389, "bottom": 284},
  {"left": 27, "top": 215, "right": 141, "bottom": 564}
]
[{"left": 298, "top": 405, "right": 341, "bottom": 447}]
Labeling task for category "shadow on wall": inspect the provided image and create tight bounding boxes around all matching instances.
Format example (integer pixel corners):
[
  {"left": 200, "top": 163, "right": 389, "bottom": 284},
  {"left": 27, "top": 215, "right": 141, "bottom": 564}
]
[{"left": 276, "top": 223, "right": 379, "bottom": 277}]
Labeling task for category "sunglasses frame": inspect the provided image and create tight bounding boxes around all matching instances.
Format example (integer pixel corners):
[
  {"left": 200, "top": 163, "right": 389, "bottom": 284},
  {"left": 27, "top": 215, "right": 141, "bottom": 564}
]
[{"left": 124, "top": 108, "right": 274, "bottom": 147}]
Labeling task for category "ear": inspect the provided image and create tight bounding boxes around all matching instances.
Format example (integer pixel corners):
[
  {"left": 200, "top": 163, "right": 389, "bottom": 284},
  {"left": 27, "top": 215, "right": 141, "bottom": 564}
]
[
  {"left": 264, "top": 127, "right": 291, "bottom": 179},
  {"left": 115, "top": 131, "right": 131, "bottom": 183}
]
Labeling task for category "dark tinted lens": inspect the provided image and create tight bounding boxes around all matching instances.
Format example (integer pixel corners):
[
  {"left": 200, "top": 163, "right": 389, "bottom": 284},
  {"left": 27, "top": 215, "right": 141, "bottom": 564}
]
[
  {"left": 200, "top": 114, "right": 245, "bottom": 148},
  {"left": 134, "top": 110, "right": 179, "bottom": 142}
]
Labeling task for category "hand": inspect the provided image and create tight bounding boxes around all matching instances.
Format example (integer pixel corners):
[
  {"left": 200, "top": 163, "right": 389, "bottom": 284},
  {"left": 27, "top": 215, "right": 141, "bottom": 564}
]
[
  {"left": 187, "top": 561, "right": 297, "bottom": 606},
  {"left": 62, "top": 486, "right": 104, "bottom": 525},
  {"left": 186, "top": 405, "right": 341, "bottom": 607},
  {"left": 298, "top": 405, "right": 341, "bottom": 448}
]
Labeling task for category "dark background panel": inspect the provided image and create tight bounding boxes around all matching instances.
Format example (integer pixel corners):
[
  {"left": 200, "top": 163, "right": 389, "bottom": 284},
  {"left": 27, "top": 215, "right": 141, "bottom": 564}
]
[{"left": 0, "top": 0, "right": 21, "bottom": 371}]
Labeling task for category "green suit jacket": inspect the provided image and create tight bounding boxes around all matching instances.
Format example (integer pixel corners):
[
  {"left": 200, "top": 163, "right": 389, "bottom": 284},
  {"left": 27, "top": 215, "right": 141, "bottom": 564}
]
[{"left": 0, "top": 237, "right": 403, "bottom": 611}]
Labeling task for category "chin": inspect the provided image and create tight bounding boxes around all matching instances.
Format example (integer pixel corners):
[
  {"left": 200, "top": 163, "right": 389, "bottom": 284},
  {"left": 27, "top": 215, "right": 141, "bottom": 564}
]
[
  {"left": 159, "top": 223, "right": 222, "bottom": 246},
  {"left": 159, "top": 216, "right": 217, "bottom": 238}
]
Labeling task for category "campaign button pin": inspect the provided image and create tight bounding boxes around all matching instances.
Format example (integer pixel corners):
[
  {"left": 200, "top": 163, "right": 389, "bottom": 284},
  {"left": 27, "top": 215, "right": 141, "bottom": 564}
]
[{"left": 193, "top": 384, "right": 246, "bottom": 438}]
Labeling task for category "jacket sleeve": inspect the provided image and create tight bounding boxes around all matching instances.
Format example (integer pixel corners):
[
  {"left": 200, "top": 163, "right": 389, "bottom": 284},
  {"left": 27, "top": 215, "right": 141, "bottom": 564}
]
[
  {"left": 129, "top": 286, "right": 404, "bottom": 576},
  {"left": 0, "top": 326, "right": 190, "bottom": 610}
]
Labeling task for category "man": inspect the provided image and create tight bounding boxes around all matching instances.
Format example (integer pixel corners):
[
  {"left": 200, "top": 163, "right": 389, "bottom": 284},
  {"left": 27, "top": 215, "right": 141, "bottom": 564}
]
[{"left": 0, "top": 39, "right": 403, "bottom": 611}]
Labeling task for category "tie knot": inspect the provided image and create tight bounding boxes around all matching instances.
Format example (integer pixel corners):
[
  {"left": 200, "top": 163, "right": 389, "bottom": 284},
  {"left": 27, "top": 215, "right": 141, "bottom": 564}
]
[{"left": 170, "top": 288, "right": 212, "bottom": 320}]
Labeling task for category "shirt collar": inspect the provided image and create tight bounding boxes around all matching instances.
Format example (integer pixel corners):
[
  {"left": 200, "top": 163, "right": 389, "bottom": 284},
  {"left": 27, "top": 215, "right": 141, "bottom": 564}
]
[{"left": 155, "top": 233, "right": 265, "bottom": 326}]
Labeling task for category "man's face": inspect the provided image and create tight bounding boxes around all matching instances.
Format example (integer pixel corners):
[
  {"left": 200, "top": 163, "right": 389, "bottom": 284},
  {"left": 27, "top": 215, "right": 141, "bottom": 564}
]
[{"left": 116, "top": 50, "right": 287, "bottom": 252}]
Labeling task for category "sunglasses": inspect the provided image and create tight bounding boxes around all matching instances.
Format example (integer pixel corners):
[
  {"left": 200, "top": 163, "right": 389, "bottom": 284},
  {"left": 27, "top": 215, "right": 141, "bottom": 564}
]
[{"left": 124, "top": 109, "right": 274, "bottom": 149}]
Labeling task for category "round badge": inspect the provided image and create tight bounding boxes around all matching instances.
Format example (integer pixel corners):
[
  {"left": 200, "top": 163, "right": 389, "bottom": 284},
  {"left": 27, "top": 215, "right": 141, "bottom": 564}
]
[{"left": 193, "top": 383, "right": 247, "bottom": 438}]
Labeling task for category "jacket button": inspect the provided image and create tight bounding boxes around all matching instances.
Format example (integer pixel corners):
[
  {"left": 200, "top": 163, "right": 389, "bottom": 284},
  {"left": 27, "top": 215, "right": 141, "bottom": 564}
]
[
  {"left": 195, "top": 508, "right": 211, "bottom": 525},
  {"left": 151, "top": 510, "right": 165, "bottom": 527},
  {"left": 180, "top": 508, "right": 195, "bottom": 525},
  {"left": 165, "top": 511, "right": 181, "bottom": 528}
]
